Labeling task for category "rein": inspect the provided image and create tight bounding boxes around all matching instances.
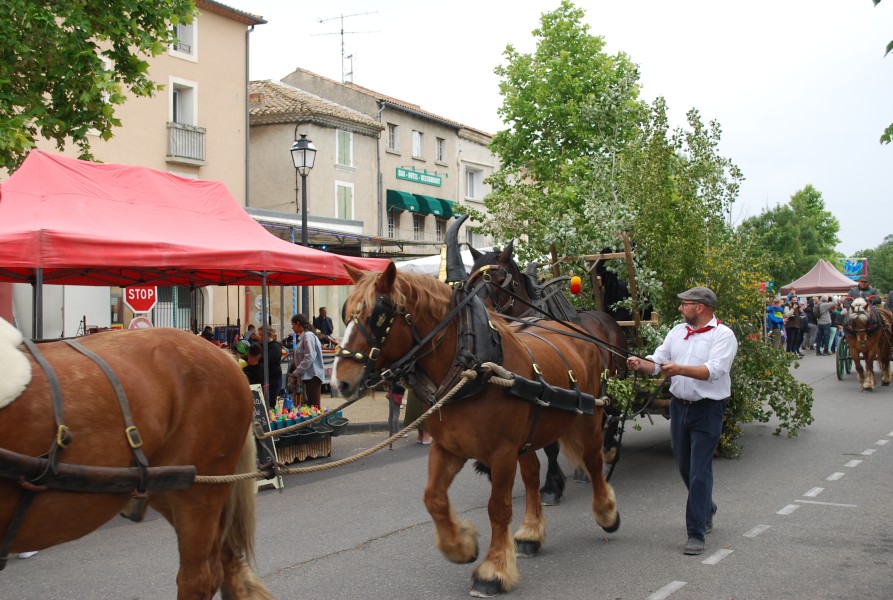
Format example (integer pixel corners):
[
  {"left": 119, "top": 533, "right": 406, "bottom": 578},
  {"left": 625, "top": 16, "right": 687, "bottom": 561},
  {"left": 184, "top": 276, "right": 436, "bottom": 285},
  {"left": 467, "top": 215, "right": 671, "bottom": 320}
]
[{"left": 469, "top": 266, "right": 632, "bottom": 362}]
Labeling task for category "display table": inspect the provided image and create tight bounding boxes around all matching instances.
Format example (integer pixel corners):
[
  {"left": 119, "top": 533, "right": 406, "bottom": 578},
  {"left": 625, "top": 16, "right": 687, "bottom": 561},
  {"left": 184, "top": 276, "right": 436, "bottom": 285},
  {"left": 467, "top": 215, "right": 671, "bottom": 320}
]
[{"left": 276, "top": 436, "right": 332, "bottom": 464}]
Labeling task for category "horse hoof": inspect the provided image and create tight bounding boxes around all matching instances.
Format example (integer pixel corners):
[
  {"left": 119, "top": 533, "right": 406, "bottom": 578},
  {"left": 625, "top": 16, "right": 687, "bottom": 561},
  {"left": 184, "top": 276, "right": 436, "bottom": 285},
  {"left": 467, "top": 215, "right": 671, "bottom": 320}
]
[
  {"left": 601, "top": 512, "right": 620, "bottom": 534},
  {"left": 516, "top": 540, "right": 541, "bottom": 557},
  {"left": 541, "top": 492, "right": 561, "bottom": 506},
  {"left": 573, "top": 468, "right": 590, "bottom": 483},
  {"left": 470, "top": 574, "right": 504, "bottom": 598}
]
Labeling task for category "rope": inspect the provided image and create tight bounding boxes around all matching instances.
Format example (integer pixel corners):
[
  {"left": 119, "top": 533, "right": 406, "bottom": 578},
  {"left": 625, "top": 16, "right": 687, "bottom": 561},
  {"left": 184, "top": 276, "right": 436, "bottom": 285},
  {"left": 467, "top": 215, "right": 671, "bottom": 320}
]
[
  {"left": 194, "top": 369, "right": 479, "bottom": 484},
  {"left": 195, "top": 361, "right": 608, "bottom": 484}
]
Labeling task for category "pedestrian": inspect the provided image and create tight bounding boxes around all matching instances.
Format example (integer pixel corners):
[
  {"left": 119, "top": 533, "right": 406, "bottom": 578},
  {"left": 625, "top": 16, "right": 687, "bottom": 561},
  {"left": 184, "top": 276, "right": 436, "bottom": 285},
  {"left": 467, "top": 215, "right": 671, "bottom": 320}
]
[
  {"left": 385, "top": 380, "right": 406, "bottom": 442},
  {"left": 242, "top": 323, "right": 256, "bottom": 343},
  {"left": 403, "top": 387, "right": 432, "bottom": 445},
  {"left": 260, "top": 326, "right": 283, "bottom": 408},
  {"left": 626, "top": 286, "right": 738, "bottom": 556},
  {"left": 813, "top": 296, "right": 836, "bottom": 356},
  {"left": 242, "top": 343, "right": 265, "bottom": 387},
  {"left": 784, "top": 298, "right": 803, "bottom": 357},
  {"left": 287, "top": 314, "right": 325, "bottom": 408}
]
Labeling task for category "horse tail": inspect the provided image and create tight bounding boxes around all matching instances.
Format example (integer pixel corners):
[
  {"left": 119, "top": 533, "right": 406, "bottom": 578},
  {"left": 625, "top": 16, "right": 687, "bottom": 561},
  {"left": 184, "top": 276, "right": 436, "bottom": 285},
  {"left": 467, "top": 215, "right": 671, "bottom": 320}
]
[
  {"left": 221, "top": 428, "right": 259, "bottom": 563},
  {"left": 473, "top": 460, "right": 492, "bottom": 481}
]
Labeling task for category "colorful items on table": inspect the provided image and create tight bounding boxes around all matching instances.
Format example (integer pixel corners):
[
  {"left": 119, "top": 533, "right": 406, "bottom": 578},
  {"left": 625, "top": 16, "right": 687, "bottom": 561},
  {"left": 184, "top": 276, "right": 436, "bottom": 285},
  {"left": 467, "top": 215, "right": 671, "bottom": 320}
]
[{"left": 268, "top": 404, "right": 329, "bottom": 430}]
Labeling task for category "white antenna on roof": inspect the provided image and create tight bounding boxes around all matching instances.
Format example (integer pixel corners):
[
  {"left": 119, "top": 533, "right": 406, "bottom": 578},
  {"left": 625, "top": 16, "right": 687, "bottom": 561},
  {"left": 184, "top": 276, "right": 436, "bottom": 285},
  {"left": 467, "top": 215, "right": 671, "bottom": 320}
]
[{"left": 315, "top": 11, "right": 378, "bottom": 83}]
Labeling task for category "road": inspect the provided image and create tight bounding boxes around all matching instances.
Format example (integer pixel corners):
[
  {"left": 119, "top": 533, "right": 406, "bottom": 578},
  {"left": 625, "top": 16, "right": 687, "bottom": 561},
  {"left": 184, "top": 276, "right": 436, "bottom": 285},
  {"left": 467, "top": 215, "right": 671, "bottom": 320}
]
[{"left": 2, "top": 353, "right": 892, "bottom": 599}]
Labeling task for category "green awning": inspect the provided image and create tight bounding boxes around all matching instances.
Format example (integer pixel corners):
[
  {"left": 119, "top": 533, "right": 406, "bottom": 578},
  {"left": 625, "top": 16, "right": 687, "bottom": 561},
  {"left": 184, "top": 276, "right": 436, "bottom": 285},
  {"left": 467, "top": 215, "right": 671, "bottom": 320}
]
[
  {"left": 414, "top": 195, "right": 455, "bottom": 218},
  {"left": 386, "top": 189, "right": 420, "bottom": 213}
]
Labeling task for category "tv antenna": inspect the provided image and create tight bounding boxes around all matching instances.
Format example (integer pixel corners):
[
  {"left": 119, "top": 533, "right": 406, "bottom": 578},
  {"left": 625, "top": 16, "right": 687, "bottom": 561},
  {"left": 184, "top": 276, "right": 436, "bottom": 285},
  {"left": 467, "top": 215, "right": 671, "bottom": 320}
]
[{"left": 314, "top": 11, "right": 378, "bottom": 83}]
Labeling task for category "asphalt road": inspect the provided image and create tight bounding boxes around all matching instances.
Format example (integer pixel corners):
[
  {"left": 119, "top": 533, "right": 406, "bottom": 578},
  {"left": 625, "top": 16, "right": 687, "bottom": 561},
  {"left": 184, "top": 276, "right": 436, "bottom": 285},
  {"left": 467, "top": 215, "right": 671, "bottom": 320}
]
[{"left": 2, "top": 352, "right": 892, "bottom": 599}]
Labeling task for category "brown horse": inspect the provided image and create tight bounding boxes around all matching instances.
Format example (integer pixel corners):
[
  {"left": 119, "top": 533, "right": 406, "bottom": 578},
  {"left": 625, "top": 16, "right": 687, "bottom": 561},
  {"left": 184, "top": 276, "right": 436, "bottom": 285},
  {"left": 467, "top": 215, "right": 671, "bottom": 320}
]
[
  {"left": 0, "top": 323, "right": 272, "bottom": 599},
  {"left": 844, "top": 298, "right": 893, "bottom": 390},
  {"left": 467, "top": 243, "right": 628, "bottom": 503},
  {"left": 333, "top": 263, "right": 619, "bottom": 597}
]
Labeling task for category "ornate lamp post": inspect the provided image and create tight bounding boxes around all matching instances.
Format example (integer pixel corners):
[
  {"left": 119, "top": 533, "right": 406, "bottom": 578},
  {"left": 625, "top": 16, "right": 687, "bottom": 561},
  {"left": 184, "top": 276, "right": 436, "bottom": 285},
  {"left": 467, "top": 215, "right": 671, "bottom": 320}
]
[{"left": 289, "top": 132, "right": 316, "bottom": 314}]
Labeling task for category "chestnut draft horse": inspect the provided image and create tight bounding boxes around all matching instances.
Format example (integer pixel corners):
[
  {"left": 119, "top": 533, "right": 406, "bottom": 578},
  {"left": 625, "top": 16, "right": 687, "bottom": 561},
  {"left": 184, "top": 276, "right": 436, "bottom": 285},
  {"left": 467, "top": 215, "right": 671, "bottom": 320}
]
[
  {"left": 0, "top": 322, "right": 272, "bottom": 599},
  {"left": 333, "top": 263, "right": 619, "bottom": 597},
  {"left": 467, "top": 242, "right": 628, "bottom": 504},
  {"left": 843, "top": 297, "right": 893, "bottom": 390}
]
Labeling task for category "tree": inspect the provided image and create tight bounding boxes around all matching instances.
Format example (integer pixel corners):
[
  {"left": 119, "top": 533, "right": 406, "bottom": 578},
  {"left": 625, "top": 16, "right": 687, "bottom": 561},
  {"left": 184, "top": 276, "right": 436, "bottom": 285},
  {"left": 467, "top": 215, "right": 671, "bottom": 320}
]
[
  {"left": 738, "top": 185, "right": 840, "bottom": 288},
  {"left": 0, "top": 0, "right": 196, "bottom": 171},
  {"left": 854, "top": 234, "right": 893, "bottom": 292},
  {"left": 872, "top": 0, "right": 893, "bottom": 143},
  {"left": 485, "top": 1, "right": 811, "bottom": 455}
]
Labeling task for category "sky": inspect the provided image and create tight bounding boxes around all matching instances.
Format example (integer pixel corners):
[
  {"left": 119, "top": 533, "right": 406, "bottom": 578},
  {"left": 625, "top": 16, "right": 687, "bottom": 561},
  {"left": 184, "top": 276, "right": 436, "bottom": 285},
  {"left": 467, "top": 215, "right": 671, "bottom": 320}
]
[{"left": 225, "top": 0, "right": 893, "bottom": 256}]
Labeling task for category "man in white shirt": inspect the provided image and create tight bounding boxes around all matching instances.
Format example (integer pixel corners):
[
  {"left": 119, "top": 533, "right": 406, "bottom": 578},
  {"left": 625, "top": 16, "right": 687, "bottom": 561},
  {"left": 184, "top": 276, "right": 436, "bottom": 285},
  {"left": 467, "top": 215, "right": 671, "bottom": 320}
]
[{"left": 627, "top": 286, "right": 738, "bottom": 556}]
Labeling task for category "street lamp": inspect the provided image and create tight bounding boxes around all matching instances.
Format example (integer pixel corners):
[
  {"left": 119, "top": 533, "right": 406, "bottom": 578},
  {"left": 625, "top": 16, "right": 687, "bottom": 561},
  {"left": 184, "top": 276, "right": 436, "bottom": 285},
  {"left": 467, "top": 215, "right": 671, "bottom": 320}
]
[{"left": 290, "top": 132, "right": 316, "bottom": 314}]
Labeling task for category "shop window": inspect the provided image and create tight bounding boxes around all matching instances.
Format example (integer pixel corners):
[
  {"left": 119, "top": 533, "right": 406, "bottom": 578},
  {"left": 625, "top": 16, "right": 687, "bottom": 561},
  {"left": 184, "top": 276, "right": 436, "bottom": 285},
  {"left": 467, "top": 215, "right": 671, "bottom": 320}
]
[
  {"left": 413, "top": 213, "right": 424, "bottom": 240},
  {"left": 435, "top": 218, "right": 446, "bottom": 242},
  {"left": 388, "top": 210, "right": 398, "bottom": 238}
]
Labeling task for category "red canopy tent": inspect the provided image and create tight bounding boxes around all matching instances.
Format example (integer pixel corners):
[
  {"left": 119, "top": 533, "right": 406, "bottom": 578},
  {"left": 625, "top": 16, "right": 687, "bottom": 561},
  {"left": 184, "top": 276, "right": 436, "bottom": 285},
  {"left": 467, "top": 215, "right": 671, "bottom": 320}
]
[
  {"left": 779, "top": 260, "right": 854, "bottom": 296},
  {"left": 0, "top": 150, "right": 388, "bottom": 287}
]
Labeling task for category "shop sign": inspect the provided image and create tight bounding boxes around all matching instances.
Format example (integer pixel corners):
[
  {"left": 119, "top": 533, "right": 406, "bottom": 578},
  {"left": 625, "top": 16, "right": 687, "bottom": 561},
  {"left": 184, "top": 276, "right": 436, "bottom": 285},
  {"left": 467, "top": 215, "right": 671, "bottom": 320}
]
[{"left": 396, "top": 167, "right": 442, "bottom": 187}]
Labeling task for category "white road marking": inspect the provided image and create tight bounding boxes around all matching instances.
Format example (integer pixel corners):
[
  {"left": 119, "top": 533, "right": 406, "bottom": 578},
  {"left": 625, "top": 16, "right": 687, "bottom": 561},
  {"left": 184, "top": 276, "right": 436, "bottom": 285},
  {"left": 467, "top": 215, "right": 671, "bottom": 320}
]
[
  {"left": 743, "top": 524, "right": 771, "bottom": 538},
  {"left": 845, "top": 459, "right": 862, "bottom": 467},
  {"left": 803, "top": 487, "right": 824, "bottom": 497},
  {"left": 795, "top": 499, "right": 857, "bottom": 508},
  {"left": 649, "top": 581, "right": 687, "bottom": 600},
  {"left": 777, "top": 504, "right": 800, "bottom": 515},
  {"left": 701, "top": 548, "right": 734, "bottom": 565},
  {"left": 826, "top": 472, "right": 845, "bottom": 481},
  {"left": 877, "top": 439, "right": 889, "bottom": 446},
  {"left": 861, "top": 448, "right": 876, "bottom": 456}
]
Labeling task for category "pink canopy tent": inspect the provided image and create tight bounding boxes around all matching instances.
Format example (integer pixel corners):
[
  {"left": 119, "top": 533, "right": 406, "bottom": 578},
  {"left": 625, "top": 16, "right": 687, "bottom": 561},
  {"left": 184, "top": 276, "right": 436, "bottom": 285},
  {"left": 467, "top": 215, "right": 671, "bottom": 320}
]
[
  {"left": 779, "top": 260, "right": 854, "bottom": 296},
  {"left": 0, "top": 150, "right": 388, "bottom": 287}
]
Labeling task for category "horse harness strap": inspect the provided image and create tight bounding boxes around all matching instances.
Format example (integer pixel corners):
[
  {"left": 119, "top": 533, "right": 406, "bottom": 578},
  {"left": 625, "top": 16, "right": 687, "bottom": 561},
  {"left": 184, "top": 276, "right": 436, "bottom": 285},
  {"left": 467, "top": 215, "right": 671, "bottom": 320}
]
[{"left": 63, "top": 339, "right": 150, "bottom": 495}]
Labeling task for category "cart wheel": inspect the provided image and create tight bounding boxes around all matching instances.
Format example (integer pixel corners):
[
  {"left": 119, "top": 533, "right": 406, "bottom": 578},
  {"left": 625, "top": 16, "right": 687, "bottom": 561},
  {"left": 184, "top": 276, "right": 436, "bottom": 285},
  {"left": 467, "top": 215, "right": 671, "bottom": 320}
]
[
  {"left": 836, "top": 343, "right": 846, "bottom": 380},
  {"left": 845, "top": 342, "right": 853, "bottom": 374}
]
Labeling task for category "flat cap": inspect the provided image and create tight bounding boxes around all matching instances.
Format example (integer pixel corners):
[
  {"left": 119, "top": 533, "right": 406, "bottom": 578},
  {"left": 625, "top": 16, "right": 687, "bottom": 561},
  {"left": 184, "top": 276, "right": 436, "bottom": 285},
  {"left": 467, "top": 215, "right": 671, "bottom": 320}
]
[
  {"left": 677, "top": 286, "right": 717, "bottom": 308},
  {"left": 858, "top": 275, "right": 869, "bottom": 282}
]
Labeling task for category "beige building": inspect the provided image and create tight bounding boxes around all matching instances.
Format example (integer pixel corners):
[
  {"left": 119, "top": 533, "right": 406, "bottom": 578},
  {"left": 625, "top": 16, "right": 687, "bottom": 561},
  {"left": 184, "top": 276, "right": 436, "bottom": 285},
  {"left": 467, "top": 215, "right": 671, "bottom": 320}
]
[{"left": 4, "top": 1, "right": 264, "bottom": 338}]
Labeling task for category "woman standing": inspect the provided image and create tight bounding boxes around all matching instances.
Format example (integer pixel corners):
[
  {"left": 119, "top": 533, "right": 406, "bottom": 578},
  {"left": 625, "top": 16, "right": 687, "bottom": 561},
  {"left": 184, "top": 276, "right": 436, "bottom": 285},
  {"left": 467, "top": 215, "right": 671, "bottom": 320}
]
[{"left": 288, "top": 314, "right": 325, "bottom": 408}]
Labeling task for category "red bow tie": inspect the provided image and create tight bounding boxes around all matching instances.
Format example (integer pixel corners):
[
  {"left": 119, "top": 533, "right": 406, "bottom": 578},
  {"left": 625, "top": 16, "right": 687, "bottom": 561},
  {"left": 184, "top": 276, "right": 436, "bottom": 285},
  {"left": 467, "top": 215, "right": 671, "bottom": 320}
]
[{"left": 684, "top": 324, "right": 715, "bottom": 340}]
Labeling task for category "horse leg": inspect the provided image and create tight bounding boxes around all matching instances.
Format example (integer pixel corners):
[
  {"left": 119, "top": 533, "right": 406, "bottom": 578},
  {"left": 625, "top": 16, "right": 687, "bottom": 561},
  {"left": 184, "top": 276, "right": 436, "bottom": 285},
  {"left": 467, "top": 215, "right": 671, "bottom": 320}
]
[
  {"left": 539, "top": 441, "right": 565, "bottom": 506},
  {"left": 424, "top": 446, "right": 477, "bottom": 565},
  {"left": 515, "top": 452, "right": 545, "bottom": 557},
  {"left": 563, "top": 419, "right": 619, "bottom": 533},
  {"left": 471, "top": 452, "right": 520, "bottom": 597},
  {"left": 881, "top": 354, "right": 891, "bottom": 386},
  {"left": 864, "top": 358, "right": 876, "bottom": 390}
]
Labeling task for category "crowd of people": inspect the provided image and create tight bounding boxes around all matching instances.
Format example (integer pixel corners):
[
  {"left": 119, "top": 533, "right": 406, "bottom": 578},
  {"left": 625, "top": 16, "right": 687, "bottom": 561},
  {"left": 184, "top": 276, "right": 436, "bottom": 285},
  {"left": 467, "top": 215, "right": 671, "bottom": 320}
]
[{"left": 766, "top": 275, "right": 889, "bottom": 358}]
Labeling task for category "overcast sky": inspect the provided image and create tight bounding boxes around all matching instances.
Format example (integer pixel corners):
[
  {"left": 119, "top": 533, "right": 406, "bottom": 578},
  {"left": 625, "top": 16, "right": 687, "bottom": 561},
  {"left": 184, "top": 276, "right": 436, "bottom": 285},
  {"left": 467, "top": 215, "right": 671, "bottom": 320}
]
[{"left": 226, "top": 0, "right": 893, "bottom": 256}]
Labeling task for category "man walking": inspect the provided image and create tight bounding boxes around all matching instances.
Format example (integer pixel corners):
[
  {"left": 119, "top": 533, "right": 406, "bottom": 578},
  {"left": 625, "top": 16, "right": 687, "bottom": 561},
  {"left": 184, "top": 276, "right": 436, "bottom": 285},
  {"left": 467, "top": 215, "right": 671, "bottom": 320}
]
[{"left": 627, "top": 286, "right": 738, "bottom": 556}]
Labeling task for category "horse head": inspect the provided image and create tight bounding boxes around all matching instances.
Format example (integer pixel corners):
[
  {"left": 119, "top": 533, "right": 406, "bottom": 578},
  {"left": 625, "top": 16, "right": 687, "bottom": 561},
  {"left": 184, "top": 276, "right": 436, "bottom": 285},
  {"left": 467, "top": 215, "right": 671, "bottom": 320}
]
[
  {"left": 332, "top": 262, "right": 452, "bottom": 399},
  {"left": 848, "top": 297, "right": 871, "bottom": 329},
  {"left": 467, "top": 240, "right": 540, "bottom": 317}
]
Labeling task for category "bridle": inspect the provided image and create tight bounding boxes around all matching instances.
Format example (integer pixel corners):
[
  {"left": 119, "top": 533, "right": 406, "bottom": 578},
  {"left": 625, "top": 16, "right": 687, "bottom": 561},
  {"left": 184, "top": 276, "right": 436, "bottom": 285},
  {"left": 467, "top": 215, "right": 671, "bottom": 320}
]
[
  {"left": 335, "top": 280, "right": 489, "bottom": 392},
  {"left": 468, "top": 264, "right": 519, "bottom": 314}
]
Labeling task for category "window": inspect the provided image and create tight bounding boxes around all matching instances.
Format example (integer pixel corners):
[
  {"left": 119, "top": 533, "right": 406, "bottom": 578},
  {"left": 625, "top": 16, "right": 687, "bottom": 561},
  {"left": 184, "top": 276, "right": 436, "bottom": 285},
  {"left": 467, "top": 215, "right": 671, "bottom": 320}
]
[
  {"left": 171, "top": 20, "right": 197, "bottom": 60},
  {"left": 466, "top": 168, "right": 483, "bottom": 200},
  {"left": 435, "top": 219, "right": 446, "bottom": 242},
  {"left": 170, "top": 78, "right": 197, "bottom": 124},
  {"left": 413, "top": 214, "right": 424, "bottom": 240},
  {"left": 336, "top": 130, "right": 352, "bottom": 167},
  {"left": 388, "top": 210, "right": 398, "bottom": 238},
  {"left": 336, "top": 182, "right": 353, "bottom": 220},
  {"left": 436, "top": 138, "right": 446, "bottom": 163},
  {"left": 387, "top": 123, "right": 399, "bottom": 151},
  {"left": 412, "top": 130, "right": 423, "bottom": 158}
]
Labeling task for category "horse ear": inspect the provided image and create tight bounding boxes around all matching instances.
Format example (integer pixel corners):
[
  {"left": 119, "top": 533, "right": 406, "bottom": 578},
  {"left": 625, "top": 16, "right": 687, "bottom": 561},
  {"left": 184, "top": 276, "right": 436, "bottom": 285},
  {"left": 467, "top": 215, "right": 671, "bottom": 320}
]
[
  {"left": 343, "top": 263, "right": 366, "bottom": 284},
  {"left": 469, "top": 246, "right": 483, "bottom": 261},
  {"left": 497, "top": 239, "right": 515, "bottom": 262},
  {"left": 375, "top": 261, "right": 398, "bottom": 293}
]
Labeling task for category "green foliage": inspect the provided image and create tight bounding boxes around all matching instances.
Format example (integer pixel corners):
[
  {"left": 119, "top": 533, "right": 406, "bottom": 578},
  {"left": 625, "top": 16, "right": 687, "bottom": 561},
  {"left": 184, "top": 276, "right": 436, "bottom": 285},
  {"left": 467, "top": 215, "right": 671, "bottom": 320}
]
[
  {"left": 737, "top": 185, "right": 841, "bottom": 288},
  {"left": 0, "top": 0, "right": 196, "bottom": 171},
  {"left": 486, "top": 1, "right": 815, "bottom": 456},
  {"left": 853, "top": 235, "right": 893, "bottom": 292},
  {"left": 873, "top": 0, "right": 893, "bottom": 143}
]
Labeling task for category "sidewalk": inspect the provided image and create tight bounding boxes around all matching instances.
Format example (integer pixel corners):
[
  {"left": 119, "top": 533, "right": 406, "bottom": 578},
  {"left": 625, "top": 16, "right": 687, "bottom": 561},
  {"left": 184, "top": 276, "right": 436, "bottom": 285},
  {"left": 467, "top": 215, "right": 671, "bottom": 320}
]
[{"left": 320, "top": 388, "right": 390, "bottom": 435}]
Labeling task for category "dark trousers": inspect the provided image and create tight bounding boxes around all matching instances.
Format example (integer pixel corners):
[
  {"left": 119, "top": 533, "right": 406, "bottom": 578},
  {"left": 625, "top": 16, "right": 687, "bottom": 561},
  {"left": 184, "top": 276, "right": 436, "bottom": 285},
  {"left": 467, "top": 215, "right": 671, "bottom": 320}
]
[
  {"left": 815, "top": 323, "right": 831, "bottom": 354},
  {"left": 670, "top": 398, "right": 724, "bottom": 541},
  {"left": 302, "top": 376, "right": 322, "bottom": 408},
  {"left": 785, "top": 326, "right": 801, "bottom": 353}
]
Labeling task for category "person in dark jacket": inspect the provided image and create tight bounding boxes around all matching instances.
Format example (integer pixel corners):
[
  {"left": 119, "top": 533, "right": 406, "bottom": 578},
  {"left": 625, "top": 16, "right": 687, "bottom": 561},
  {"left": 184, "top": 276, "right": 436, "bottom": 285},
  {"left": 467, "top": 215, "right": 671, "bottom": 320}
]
[
  {"left": 242, "top": 343, "right": 265, "bottom": 387},
  {"left": 260, "top": 326, "right": 283, "bottom": 408}
]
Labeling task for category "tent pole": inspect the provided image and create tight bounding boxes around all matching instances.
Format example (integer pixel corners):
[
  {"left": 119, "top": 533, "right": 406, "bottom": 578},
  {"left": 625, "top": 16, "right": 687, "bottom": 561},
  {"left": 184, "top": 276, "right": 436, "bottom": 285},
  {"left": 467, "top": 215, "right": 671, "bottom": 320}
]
[
  {"left": 261, "top": 273, "right": 270, "bottom": 409},
  {"left": 32, "top": 268, "right": 43, "bottom": 339}
]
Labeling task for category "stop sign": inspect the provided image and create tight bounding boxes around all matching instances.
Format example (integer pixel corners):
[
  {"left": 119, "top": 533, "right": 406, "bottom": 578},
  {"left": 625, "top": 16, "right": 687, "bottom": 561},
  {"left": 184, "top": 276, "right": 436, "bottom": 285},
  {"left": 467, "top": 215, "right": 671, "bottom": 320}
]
[{"left": 124, "top": 285, "right": 158, "bottom": 313}]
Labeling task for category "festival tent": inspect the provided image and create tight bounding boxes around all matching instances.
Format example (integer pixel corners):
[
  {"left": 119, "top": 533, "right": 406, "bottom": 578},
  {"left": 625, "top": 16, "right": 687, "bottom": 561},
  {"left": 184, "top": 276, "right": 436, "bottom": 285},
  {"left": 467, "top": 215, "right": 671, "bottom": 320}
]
[
  {"left": 0, "top": 150, "right": 388, "bottom": 288},
  {"left": 779, "top": 259, "right": 854, "bottom": 296}
]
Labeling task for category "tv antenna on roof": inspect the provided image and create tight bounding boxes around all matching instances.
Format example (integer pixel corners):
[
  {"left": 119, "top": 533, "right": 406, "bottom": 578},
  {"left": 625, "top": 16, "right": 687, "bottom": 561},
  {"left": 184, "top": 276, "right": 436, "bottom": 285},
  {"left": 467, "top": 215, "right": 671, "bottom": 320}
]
[{"left": 314, "top": 11, "right": 378, "bottom": 83}]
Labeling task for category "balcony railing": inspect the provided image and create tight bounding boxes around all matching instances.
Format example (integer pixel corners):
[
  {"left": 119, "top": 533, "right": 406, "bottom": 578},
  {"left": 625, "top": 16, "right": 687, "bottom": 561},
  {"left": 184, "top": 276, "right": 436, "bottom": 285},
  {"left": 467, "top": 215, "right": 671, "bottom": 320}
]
[{"left": 167, "top": 122, "right": 206, "bottom": 162}]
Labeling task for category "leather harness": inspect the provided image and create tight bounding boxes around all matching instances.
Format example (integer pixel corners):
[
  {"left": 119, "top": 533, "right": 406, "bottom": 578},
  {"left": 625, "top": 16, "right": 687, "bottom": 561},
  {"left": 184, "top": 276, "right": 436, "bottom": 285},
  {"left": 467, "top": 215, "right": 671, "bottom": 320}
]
[{"left": 0, "top": 339, "right": 196, "bottom": 571}]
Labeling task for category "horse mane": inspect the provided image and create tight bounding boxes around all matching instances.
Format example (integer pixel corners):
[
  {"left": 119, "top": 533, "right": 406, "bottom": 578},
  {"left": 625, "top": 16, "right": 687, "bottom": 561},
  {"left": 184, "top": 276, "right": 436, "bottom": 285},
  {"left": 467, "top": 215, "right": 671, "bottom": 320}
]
[{"left": 347, "top": 269, "right": 453, "bottom": 327}]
